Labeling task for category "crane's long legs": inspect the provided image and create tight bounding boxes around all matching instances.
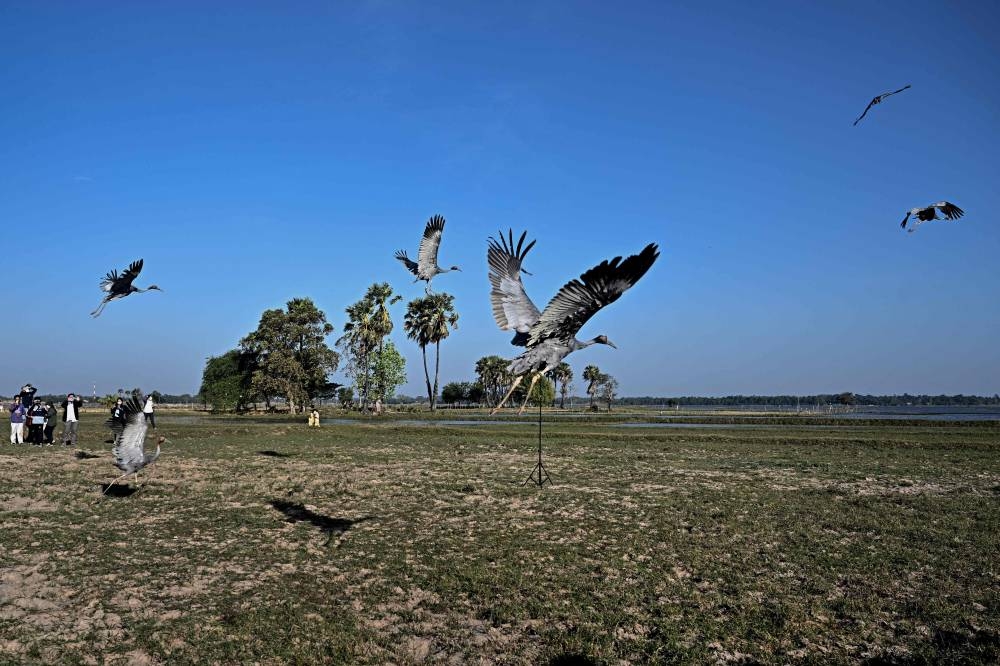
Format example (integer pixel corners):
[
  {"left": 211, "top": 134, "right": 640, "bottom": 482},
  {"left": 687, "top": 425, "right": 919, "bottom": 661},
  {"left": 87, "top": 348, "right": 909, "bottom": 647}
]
[
  {"left": 101, "top": 471, "right": 131, "bottom": 495},
  {"left": 516, "top": 373, "right": 541, "bottom": 416},
  {"left": 90, "top": 298, "right": 109, "bottom": 318},
  {"left": 490, "top": 375, "right": 524, "bottom": 416}
]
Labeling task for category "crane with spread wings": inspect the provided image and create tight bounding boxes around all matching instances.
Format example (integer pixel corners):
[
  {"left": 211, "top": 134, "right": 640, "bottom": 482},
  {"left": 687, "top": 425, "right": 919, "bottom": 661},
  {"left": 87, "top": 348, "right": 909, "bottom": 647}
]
[
  {"left": 395, "top": 215, "right": 461, "bottom": 294},
  {"left": 487, "top": 229, "right": 659, "bottom": 414},
  {"left": 101, "top": 396, "right": 165, "bottom": 495},
  {"left": 91, "top": 258, "right": 162, "bottom": 317}
]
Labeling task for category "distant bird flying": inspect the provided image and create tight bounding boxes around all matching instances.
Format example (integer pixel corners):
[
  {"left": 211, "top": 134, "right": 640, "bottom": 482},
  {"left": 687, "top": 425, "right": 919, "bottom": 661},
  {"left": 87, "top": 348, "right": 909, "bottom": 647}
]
[
  {"left": 853, "top": 84, "right": 911, "bottom": 126},
  {"left": 901, "top": 201, "right": 965, "bottom": 232},
  {"left": 487, "top": 230, "right": 659, "bottom": 415},
  {"left": 102, "top": 396, "right": 164, "bottom": 495},
  {"left": 395, "top": 215, "right": 460, "bottom": 293},
  {"left": 91, "top": 258, "right": 162, "bottom": 317}
]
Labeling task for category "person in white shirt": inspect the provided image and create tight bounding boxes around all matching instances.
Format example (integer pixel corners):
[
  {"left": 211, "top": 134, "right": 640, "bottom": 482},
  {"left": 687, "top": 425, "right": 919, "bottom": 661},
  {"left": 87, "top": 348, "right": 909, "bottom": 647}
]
[
  {"left": 143, "top": 394, "right": 156, "bottom": 428},
  {"left": 61, "top": 393, "right": 83, "bottom": 447}
]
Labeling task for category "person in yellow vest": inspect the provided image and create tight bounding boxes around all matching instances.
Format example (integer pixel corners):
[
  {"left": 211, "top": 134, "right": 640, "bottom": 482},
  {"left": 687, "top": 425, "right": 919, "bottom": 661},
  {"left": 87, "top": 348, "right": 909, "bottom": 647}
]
[{"left": 308, "top": 407, "right": 320, "bottom": 427}]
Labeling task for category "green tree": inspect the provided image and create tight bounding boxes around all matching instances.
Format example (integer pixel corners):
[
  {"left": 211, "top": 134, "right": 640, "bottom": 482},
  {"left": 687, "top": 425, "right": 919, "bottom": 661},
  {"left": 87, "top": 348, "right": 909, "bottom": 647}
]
[
  {"left": 600, "top": 375, "right": 619, "bottom": 412},
  {"left": 337, "top": 283, "right": 401, "bottom": 409},
  {"left": 549, "top": 362, "right": 573, "bottom": 409},
  {"left": 403, "top": 293, "right": 459, "bottom": 410},
  {"left": 475, "top": 355, "right": 512, "bottom": 408},
  {"left": 337, "top": 386, "right": 354, "bottom": 409},
  {"left": 240, "top": 298, "right": 339, "bottom": 413},
  {"left": 369, "top": 341, "right": 407, "bottom": 402},
  {"left": 512, "top": 375, "right": 555, "bottom": 409},
  {"left": 836, "top": 392, "right": 856, "bottom": 406},
  {"left": 583, "top": 365, "right": 604, "bottom": 410},
  {"left": 199, "top": 350, "right": 253, "bottom": 412}
]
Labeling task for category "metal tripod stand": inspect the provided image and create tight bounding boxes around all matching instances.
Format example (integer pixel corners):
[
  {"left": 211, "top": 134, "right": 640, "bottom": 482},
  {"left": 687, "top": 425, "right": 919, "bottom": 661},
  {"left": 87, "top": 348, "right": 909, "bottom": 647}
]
[{"left": 522, "top": 401, "right": 551, "bottom": 487}]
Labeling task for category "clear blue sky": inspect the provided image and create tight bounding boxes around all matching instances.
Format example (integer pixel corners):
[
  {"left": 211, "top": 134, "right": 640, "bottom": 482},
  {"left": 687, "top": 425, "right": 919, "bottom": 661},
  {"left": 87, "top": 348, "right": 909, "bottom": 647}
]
[{"left": 2, "top": 1, "right": 998, "bottom": 398}]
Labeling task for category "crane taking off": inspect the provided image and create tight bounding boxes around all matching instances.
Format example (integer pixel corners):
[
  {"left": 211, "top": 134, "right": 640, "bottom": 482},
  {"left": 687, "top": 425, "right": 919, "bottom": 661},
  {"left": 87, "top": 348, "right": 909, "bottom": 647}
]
[
  {"left": 395, "top": 215, "right": 460, "bottom": 294},
  {"left": 101, "top": 396, "right": 165, "bottom": 495},
  {"left": 487, "top": 229, "right": 659, "bottom": 415}
]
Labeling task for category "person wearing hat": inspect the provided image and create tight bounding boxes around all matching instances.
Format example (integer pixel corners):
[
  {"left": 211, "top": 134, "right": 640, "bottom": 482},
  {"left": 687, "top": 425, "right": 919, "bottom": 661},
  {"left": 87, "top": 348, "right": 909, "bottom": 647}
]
[
  {"left": 61, "top": 393, "right": 84, "bottom": 447},
  {"left": 27, "top": 398, "right": 47, "bottom": 445}
]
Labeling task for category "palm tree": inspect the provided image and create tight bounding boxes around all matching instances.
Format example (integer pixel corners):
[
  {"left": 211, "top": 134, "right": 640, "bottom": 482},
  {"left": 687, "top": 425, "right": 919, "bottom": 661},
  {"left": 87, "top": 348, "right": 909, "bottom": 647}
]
[
  {"left": 404, "top": 293, "right": 459, "bottom": 410},
  {"left": 366, "top": 283, "right": 402, "bottom": 403},
  {"left": 548, "top": 362, "right": 573, "bottom": 409},
  {"left": 337, "top": 298, "right": 377, "bottom": 409},
  {"left": 583, "top": 365, "right": 603, "bottom": 410},
  {"left": 475, "top": 355, "right": 512, "bottom": 408}
]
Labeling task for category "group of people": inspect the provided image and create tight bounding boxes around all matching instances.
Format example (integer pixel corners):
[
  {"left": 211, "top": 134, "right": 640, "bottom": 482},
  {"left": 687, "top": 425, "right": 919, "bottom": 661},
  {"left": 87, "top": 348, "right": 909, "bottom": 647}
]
[
  {"left": 7, "top": 384, "right": 83, "bottom": 446},
  {"left": 7, "top": 383, "right": 157, "bottom": 447}
]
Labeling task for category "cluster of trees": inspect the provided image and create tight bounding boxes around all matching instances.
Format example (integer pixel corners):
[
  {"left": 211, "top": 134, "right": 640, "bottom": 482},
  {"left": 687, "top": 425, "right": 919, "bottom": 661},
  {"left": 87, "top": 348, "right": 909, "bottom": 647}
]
[
  {"left": 198, "top": 284, "right": 462, "bottom": 413},
  {"left": 439, "top": 359, "right": 619, "bottom": 411}
]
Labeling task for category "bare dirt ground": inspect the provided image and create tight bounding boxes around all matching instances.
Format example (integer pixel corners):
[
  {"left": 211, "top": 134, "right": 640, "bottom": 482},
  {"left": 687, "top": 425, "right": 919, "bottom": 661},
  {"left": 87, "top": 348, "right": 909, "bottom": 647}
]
[{"left": 1, "top": 415, "right": 998, "bottom": 664}]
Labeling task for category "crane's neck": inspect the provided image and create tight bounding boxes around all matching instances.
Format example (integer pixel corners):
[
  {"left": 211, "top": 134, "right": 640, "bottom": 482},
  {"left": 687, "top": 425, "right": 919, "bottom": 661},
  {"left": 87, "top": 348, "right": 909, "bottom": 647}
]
[{"left": 571, "top": 336, "right": 602, "bottom": 351}]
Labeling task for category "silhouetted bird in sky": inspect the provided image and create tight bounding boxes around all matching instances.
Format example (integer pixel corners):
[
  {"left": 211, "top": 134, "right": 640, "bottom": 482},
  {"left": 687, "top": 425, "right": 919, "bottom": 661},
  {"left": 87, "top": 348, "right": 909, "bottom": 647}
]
[
  {"left": 487, "top": 230, "right": 659, "bottom": 414},
  {"left": 901, "top": 201, "right": 965, "bottom": 233},
  {"left": 853, "top": 84, "right": 911, "bottom": 126},
  {"left": 395, "top": 215, "right": 460, "bottom": 294},
  {"left": 91, "top": 258, "right": 162, "bottom": 317}
]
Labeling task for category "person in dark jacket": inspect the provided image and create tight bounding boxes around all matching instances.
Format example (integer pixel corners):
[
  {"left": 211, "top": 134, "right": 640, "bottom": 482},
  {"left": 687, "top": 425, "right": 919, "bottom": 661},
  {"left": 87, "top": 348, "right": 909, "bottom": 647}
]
[
  {"left": 19, "top": 384, "right": 37, "bottom": 409},
  {"left": 26, "top": 398, "right": 47, "bottom": 445},
  {"left": 43, "top": 402, "right": 57, "bottom": 445},
  {"left": 61, "top": 393, "right": 83, "bottom": 447},
  {"left": 110, "top": 398, "right": 127, "bottom": 427}
]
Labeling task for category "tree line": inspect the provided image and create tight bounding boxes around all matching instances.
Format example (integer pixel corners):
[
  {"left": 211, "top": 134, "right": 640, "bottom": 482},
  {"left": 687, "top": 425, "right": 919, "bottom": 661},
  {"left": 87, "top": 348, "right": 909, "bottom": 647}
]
[{"left": 198, "top": 284, "right": 460, "bottom": 412}]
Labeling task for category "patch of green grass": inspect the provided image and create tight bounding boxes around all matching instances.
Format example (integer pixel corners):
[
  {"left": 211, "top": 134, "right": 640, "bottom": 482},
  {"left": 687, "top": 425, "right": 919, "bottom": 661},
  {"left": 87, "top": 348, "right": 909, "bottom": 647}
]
[{"left": 0, "top": 413, "right": 998, "bottom": 663}]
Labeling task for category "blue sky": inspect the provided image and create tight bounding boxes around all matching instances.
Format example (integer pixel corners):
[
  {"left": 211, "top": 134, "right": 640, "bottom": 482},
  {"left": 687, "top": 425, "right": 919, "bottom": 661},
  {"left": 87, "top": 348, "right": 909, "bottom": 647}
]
[{"left": 1, "top": 1, "right": 998, "bottom": 398}]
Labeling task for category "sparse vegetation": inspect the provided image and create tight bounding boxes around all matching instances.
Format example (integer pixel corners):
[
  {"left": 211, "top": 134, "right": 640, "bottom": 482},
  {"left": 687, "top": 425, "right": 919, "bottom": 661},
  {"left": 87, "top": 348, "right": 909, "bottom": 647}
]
[{"left": 1, "top": 413, "right": 998, "bottom": 663}]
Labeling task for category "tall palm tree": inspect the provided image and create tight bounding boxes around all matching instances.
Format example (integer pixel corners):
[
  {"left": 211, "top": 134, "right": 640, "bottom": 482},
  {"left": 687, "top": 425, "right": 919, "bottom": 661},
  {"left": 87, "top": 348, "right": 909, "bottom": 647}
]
[
  {"left": 337, "top": 298, "right": 378, "bottom": 409},
  {"left": 366, "top": 283, "right": 402, "bottom": 403},
  {"left": 550, "top": 362, "right": 573, "bottom": 409},
  {"left": 404, "top": 293, "right": 459, "bottom": 410},
  {"left": 583, "top": 364, "right": 603, "bottom": 410},
  {"left": 475, "top": 355, "right": 512, "bottom": 408}
]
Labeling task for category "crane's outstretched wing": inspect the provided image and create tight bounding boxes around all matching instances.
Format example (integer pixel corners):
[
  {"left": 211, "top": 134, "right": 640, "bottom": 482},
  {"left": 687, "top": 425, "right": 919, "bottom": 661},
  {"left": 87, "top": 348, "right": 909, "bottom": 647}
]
[
  {"left": 106, "top": 397, "right": 148, "bottom": 472},
  {"left": 934, "top": 202, "right": 964, "bottom": 220},
  {"left": 853, "top": 84, "right": 911, "bottom": 126},
  {"left": 527, "top": 243, "right": 660, "bottom": 347},
  {"left": 488, "top": 229, "right": 541, "bottom": 346},
  {"left": 100, "top": 258, "right": 143, "bottom": 293},
  {"left": 416, "top": 215, "right": 446, "bottom": 275},
  {"left": 394, "top": 250, "right": 419, "bottom": 276}
]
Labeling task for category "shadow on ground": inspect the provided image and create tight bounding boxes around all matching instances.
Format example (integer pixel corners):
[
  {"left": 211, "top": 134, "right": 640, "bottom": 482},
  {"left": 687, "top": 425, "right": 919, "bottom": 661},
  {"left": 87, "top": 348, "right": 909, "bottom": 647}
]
[
  {"left": 269, "top": 500, "right": 374, "bottom": 545},
  {"left": 99, "top": 484, "right": 140, "bottom": 498},
  {"left": 258, "top": 450, "right": 292, "bottom": 458},
  {"left": 75, "top": 450, "right": 101, "bottom": 459}
]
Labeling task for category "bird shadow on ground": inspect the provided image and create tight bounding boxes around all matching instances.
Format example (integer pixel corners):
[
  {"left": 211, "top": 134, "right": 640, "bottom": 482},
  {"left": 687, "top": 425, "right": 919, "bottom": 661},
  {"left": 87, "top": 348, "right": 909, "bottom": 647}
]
[
  {"left": 99, "top": 484, "right": 140, "bottom": 498},
  {"left": 74, "top": 450, "right": 101, "bottom": 460},
  {"left": 258, "top": 450, "right": 292, "bottom": 458},
  {"left": 269, "top": 500, "right": 374, "bottom": 546},
  {"left": 547, "top": 654, "right": 599, "bottom": 666}
]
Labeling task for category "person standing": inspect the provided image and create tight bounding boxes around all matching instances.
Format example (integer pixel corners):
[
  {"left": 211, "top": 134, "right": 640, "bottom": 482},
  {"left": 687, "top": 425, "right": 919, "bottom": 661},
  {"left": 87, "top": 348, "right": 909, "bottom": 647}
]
[
  {"left": 43, "top": 401, "right": 57, "bottom": 445},
  {"left": 19, "top": 384, "right": 37, "bottom": 409},
  {"left": 9, "top": 399, "right": 26, "bottom": 445},
  {"left": 27, "top": 398, "right": 47, "bottom": 445},
  {"left": 111, "top": 398, "right": 127, "bottom": 428},
  {"left": 61, "top": 393, "right": 83, "bottom": 447},
  {"left": 142, "top": 394, "right": 156, "bottom": 428}
]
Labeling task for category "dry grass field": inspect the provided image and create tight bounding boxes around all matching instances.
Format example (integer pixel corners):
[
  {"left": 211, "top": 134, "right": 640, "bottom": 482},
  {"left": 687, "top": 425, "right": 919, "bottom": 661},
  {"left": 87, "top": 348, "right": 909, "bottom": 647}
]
[{"left": 1, "top": 412, "right": 998, "bottom": 664}]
